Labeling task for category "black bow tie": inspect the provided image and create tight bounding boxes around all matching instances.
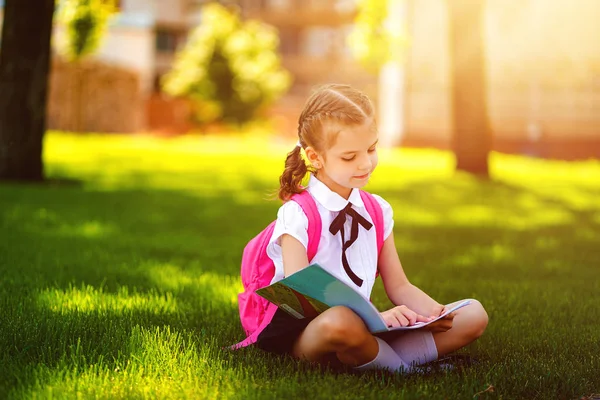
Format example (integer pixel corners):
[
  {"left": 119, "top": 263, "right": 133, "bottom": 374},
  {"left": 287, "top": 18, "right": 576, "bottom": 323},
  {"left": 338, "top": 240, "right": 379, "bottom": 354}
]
[{"left": 329, "top": 203, "right": 373, "bottom": 287}]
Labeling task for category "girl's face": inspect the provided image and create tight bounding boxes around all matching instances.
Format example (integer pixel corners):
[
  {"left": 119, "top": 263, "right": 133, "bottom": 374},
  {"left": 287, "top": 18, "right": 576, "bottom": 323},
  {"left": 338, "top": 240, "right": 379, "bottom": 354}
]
[{"left": 309, "top": 121, "right": 379, "bottom": 199}]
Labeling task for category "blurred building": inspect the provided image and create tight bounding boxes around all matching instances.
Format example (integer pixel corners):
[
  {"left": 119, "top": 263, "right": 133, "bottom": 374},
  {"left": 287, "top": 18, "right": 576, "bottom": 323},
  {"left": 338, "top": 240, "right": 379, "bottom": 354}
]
[
  {"left": 93, "top": 0, "right": 201, "bottom": 133},
  {"left": 42, "top": 0, "right": 371, "bottom": 134},
  {"left": 1, "top": 0, "right": 599, "bottom": 158},
  {"left": 236, "top": 0, "right": 377, "bottom": 124},
  {"left": 98, "top": 0, "right": 374, "bottom": 134},
  {"left": 240, "top": 0, "right": 362, "bottom": 87}
]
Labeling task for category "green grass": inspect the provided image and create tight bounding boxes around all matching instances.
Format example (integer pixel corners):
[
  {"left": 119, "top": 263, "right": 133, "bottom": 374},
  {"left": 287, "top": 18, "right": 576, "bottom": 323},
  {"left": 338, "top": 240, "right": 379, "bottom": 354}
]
[{"left": 1, "top": 131, "right": 599, "bottom": 399}]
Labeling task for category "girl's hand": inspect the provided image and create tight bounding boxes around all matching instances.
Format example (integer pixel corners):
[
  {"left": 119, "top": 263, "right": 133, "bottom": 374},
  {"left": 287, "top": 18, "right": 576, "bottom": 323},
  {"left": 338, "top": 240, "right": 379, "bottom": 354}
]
[
  {"left": 424, "top": 304, "right": 455, "bottom": 333},
  {"left": 380, "top": 305, "right": 432, "bottom": 328}
]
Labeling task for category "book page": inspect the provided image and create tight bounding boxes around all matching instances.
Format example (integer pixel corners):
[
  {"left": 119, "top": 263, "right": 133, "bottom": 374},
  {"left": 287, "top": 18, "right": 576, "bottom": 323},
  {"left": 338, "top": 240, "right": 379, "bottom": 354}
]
[{"left": 386, "top": 299, "right": 473, "bottom": 331}]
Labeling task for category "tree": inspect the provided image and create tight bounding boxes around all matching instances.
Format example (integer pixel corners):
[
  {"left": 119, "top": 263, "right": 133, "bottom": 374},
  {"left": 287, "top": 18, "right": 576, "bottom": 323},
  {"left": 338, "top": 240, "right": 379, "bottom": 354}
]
[
  {"left": 0, "top": 0, "right": 55, "bottom": 181},
  {"left": 162, "top": 3, "right": 291, "bottom": 125},
  {"left": 56, "top": 0, "right": 116, "bottom": 132},
  {"left": 347, "top": 0, "right": 408, "bottom": 73},
  {"left": 56, "top": 0, "right": 116, "bottom": 62},
  {"left": 448, "top": 0, "right": 491, "bottom": 176}
]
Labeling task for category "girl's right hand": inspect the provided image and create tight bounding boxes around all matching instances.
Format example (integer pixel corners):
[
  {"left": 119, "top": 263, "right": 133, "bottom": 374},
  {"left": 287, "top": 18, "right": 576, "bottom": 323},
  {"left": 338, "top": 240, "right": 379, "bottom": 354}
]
[{"left": 380, "top": 305, "right": 432, "bottom": 328}]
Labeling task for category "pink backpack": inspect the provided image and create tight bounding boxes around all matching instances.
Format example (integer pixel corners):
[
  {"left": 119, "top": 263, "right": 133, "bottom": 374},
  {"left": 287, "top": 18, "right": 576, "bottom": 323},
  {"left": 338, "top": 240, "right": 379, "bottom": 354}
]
[{"left": 232, "top": 189, "right": 385, "bottom": 350}]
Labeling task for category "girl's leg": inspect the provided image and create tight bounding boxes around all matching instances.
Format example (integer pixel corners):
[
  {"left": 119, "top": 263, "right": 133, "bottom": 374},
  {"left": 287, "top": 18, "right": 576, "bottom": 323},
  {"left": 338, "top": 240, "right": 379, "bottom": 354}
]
[
  {"left": 432, "top": 299, "right": 488, "bottom": 357},
  {"left": 386, "top": 329, "right": 439, "bottom": 366},
  {"left": 291, "top": 306, "right": 407, "bottom": 371},
  {"left": 291, "top": 305, "right": 377, "bottom": 365}
]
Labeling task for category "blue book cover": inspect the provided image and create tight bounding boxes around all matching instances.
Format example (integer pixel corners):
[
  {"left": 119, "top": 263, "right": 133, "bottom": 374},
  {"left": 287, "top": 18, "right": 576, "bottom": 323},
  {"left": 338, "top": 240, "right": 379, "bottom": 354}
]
[{"left": 256, "top": 263, "right": 471, "bottom": 333}]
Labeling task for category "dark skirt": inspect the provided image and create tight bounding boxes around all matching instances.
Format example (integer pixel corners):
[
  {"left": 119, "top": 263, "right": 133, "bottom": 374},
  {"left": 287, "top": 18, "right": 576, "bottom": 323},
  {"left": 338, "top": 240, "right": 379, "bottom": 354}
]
[{"left": 255, "top": 308, "right": 315, "bottom": 355}]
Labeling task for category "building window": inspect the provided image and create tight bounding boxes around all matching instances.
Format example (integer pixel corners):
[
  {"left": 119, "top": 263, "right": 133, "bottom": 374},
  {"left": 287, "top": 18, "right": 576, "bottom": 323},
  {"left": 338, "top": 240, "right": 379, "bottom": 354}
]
[{"left": 156, "top": 29, "right": 184, "bottom": 53}]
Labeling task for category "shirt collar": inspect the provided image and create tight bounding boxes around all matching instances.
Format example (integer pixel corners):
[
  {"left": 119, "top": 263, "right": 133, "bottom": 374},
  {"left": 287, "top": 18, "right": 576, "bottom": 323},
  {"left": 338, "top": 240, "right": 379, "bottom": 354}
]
[{"left": 307, "top": 174, "right": 364, "bottom": 212}]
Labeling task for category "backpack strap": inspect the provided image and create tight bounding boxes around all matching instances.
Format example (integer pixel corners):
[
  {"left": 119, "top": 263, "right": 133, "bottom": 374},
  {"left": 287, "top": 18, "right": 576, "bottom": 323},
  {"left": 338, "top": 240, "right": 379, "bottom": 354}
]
[
  {"left": 359, "top": 190, "right": 384, "bottom": 255},
  {"left": 231, "top": 190, "right": 321, "bottom": 350},
  {"left": 290, "top": 190, "right": 321, "bottom": 261}
]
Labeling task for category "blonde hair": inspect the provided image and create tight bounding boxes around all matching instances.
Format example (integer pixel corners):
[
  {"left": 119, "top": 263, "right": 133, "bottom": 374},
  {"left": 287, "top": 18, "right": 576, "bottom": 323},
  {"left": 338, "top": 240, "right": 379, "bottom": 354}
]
[{"left": 278, "top": 84, "right": 375, "bottom": 201}]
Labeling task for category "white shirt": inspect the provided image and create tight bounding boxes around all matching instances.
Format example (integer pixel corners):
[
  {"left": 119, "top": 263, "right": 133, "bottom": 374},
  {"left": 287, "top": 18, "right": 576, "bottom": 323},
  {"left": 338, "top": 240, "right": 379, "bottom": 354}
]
[{"left": 266, "top": 174, "right": 394, "bottom": 299}]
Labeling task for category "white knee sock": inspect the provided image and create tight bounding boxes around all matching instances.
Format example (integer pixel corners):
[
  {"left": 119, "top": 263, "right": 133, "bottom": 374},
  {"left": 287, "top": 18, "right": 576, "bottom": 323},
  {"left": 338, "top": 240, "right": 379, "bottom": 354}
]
[
  {"left": 354, "top": 337, "right": 411, "bottom": 373},
  {"left": 387, "top": 330, "right": 438, "bottom": 368}
]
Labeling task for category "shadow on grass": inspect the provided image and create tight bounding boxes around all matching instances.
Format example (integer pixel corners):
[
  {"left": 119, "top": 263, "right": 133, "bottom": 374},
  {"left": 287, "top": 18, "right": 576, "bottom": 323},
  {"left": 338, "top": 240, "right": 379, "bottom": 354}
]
[
  {"left": 1, "top": 175, "right": 599, "bottom": 398},
  {"left": 1, "top": 179, "right": 279, "bottom": 395}
]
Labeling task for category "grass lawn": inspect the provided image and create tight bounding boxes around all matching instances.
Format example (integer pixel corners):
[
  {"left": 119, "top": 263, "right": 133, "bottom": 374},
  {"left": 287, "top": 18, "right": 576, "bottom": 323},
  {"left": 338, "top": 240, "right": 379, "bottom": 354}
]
[{"left": 1, "top": 131, "right": 599, "bottom": 399}]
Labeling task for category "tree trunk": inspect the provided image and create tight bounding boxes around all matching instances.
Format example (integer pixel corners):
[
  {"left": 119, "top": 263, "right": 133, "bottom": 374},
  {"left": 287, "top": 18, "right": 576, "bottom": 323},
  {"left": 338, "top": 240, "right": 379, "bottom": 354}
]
[
  {"left": 448, "top": 0, "right": 490, "bottom": 176},
  {"left": 0, "top": 0, "right": 55, "bottom": 181}
]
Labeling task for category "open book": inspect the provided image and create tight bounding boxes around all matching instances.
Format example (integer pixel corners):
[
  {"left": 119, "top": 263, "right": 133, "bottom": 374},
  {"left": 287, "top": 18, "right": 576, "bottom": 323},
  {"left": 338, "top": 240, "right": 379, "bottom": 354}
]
[{"left": 256, "top": 263, "right": 472, "bottom": 333}]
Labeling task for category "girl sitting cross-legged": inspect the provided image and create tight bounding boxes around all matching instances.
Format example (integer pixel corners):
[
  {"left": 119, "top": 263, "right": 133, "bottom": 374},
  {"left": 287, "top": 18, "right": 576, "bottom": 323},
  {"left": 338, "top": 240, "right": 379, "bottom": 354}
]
[{"left": 250, "top": 83, "right": 488, "bottom": 373}]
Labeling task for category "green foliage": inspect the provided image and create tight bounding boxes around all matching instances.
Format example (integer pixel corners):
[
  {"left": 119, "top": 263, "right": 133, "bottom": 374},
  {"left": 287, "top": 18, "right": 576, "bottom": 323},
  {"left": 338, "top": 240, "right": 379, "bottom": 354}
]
[
  {"left": 348, "top": 0, "right": 409, "bottom": 72},
  {"left": 162, "top": 3, "right": 291, "bottom": 124},
  {"left": 57, "top": 0, "right": 117, "bottom": 61}
]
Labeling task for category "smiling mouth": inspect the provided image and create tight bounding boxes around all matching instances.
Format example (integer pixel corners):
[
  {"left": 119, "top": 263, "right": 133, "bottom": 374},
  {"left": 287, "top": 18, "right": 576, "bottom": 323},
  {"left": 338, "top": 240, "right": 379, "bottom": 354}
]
[{"left": 354, "top": 173, "right": 370, "bottom": 179}]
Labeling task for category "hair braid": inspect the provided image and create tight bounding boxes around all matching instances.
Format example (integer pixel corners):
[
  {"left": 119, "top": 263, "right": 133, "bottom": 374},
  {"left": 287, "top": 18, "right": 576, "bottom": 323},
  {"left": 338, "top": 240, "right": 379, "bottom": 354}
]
[{"left": 278, "top": 145, "right": 308, "bottom": 201}]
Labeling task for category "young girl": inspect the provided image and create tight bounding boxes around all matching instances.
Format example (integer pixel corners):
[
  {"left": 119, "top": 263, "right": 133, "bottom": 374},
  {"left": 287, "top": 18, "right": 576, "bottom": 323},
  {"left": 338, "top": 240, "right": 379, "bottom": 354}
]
[{"left": 256, "top": 83, "right": 488, "bottom": 373}]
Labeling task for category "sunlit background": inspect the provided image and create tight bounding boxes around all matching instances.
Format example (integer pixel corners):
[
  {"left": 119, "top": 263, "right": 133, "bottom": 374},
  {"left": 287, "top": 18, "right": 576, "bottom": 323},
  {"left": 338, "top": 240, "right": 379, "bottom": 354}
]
[{"left": 1, "top": 0, "right": 598, "bottom": 157}]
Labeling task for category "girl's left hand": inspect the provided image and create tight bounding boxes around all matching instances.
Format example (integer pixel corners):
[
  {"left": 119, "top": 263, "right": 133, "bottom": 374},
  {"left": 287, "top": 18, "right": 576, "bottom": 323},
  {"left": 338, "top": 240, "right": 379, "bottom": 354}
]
[
  {"left": 380, "top": 305, "right": 432, "bottom": 328},
  {"left": 423, "top": 304, "right": 455, "bottom": 333}
]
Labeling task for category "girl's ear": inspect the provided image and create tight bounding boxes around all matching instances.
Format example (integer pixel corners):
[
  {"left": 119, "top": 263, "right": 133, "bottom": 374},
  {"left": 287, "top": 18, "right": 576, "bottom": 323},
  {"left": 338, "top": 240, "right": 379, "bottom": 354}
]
[{"left": 304, "top": 146, "right": 323, "bottom": 169}]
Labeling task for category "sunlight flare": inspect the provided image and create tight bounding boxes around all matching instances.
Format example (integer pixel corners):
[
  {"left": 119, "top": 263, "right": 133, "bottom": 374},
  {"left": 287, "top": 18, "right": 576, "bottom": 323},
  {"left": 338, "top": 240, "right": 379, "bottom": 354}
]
[
  {"left": 147, "top": 263, "right": 242, "bottom": 307},
  {"left": 38, "top": 285, "right": 179, "bottom": 315}
]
